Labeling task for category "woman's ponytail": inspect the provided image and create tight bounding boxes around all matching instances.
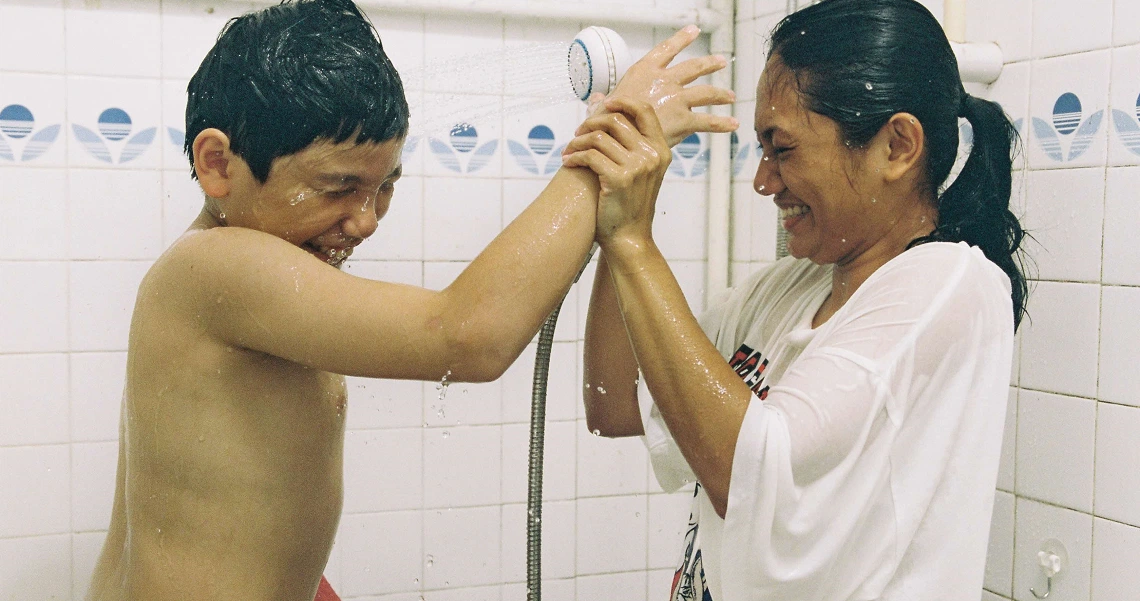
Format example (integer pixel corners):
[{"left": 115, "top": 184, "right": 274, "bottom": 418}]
[{"left": 923, "top": 94, "right": 1028, "bottom": 330}]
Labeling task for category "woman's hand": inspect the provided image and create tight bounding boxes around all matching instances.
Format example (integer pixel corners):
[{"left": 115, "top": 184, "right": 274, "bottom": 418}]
[
  {"left": 562, "top": 97, "right": 672, "bottom": 246},
  {"left": 601, "top": 26, "right": 738, "bottom": 147}
]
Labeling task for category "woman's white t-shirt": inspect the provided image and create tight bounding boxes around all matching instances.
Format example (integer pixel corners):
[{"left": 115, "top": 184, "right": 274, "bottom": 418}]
[{"left": 641, "top": 242, "right": 1014, "bottom": 601}]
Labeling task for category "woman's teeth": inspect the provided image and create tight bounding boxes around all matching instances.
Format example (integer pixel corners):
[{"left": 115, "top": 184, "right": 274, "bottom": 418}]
[{"left": 779, "top": 205, "right": 810, "bottom": 219}]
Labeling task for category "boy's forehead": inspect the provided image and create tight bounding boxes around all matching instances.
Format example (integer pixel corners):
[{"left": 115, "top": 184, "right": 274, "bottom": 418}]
[{"left": 281, "top": 137, "right": 405, "bottom": 177}]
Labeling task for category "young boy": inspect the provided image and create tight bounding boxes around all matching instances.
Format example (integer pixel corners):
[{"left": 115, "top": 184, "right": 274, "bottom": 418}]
[{"left": 84, "top": 1, "right": 736, "bottom": 599}]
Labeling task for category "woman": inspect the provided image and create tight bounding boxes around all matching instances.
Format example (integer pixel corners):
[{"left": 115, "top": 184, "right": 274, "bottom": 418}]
[{"left": 562, "top": 0, "right": 1027, "bottom": 599}]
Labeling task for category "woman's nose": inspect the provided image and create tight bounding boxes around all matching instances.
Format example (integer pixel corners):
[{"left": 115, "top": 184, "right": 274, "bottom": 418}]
[{"left": 753, "top": 149, "right": 785, "bottom": 197}]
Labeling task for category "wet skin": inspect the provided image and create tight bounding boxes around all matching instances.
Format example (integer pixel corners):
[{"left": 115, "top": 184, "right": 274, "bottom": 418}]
[{"left": 87, "top": 137, "right": 404, "bottom": 601}]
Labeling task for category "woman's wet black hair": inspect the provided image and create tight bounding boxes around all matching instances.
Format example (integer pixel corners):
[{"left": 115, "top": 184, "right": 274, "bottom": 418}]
[
  {"left": 769, "top": 0, "right": 1028, "bottom": 330},
  {"left": 184, "top": 0, "right": 409, "bottom": 183}
]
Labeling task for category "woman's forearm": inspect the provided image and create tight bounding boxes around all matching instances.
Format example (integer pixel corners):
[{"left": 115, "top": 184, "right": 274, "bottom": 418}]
[
  {"left": 602, "top": 237, "right": 752, "bottom": 516},
  {"left": 583, "top": 252, "right": 644, "bottom": 437}
]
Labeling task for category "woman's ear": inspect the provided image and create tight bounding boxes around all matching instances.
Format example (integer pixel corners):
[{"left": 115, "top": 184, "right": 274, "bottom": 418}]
[
  {"left": 193, "top": 129, "right": 236, "bottom": 198},
  {"left": 880, "top": 112, "right": 925, "bottom": 183}
]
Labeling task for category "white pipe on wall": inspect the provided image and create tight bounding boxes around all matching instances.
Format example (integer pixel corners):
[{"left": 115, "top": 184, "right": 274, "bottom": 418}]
[
  {"left": 944, "top": 0, "right": 1003, "bottom": 84},
  {"left": 704, "top": 0, "right": 734, "bottom": 300},
  {"left": 229, "top": 0, "right": 730, "bottom": 30}
]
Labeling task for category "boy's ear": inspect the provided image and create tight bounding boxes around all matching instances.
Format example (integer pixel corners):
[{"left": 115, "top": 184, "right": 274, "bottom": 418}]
[{"left": 193, "top": 129, "right": 237, "bottom": 198}]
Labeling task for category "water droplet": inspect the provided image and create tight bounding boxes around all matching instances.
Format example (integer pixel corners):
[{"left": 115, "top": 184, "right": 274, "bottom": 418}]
[
  {"left": 800, "top": 30, "right": 806, "bottom": 35},
  {"left": 197, "top": 435, "right": 205, "bottom": 442},
  {"left": 436, "top": 370, "right": 452, "bottom": 400},
  {"left": 436, "top": 405, "right": 446, "bottom": 418},
  {"left": 871, "top": 197, "right": 877, "bottom": 203},
  {"left": 635, "top": 512, "right": 641, "bottom": 517},
  {"left": 592, "top": 429, "right": 602, "bottom": 436},
  {"left": 218, "top": 212, "right": 226, "bottom": 219},
  {"left": 426, "top": 555, "right": 435, "bottom": 567},
  {"left": 596, "top": 386, "right": 606, "bottom": 394},
  {"left": 855, "top": 111, "right": 861, "bottom": 117},
  {"left": 865, "top": 82, "right": 873, "bottom": 90},
  {"left": 413, "top": 578, "right": 420, "bottom": 584}
]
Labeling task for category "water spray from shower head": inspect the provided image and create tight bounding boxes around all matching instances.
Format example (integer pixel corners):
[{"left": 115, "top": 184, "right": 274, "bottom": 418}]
[{"left": 568, "top": 26, "right": 632, "bottom": 103}]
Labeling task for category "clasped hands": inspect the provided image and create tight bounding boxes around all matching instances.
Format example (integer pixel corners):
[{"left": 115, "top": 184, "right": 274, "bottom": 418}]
[{"left": 561, "top": 25, "right": 738, "bottom": 248}]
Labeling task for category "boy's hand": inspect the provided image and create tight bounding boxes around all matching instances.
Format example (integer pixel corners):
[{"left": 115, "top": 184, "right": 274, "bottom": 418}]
[{"left": 600, "top": 26, "right": 738, "bottom": 147}]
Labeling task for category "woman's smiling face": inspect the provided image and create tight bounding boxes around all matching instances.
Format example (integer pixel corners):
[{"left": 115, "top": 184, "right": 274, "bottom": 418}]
[{"left": 752, "top": 57, "right": 895, "bottom": 267}]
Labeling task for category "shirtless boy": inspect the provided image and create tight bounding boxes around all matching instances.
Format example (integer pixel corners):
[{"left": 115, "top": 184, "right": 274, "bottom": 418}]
[{"left": 84, "top": 1, "right": 736, "bottom": 599}]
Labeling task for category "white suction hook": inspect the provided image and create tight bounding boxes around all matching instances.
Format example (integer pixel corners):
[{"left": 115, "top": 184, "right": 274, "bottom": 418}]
[
  {"left": 1030, "top": 539, "right": 1068, "bottom": 600},
  {"left": 568, "top": 26, "right": 632, "bottom": 102}
]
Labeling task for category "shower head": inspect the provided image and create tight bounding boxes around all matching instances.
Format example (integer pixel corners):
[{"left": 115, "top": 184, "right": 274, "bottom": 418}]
[{"left": 568, "top": 26, "right": 632, "bottom": 103}]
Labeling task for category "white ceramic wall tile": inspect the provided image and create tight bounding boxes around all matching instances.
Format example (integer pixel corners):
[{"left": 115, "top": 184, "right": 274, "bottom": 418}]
[
  {"left": 732, "top": 181, "right": 755, "bottom": 264},
  {"left": 69, "top": 169, "right": 164, "bottom": 260},
  {"left": 1013, "top": 497, "right": 1092, "bottom": 601},
  {"left": 502, "top": 103, "right": 578, "bottom": 180},
  {"left": 1107, "top": 46, "right": 1140, "bottom": 166},
  {"left": 986, "top": 490, "right": 1016, "bottom": 598},
  {"left": 370, "top": 13, "right": 426, "bottom": 84},
  {"left": 0, "top": 261, "right": 68, "bottom": 353},
  {"left": 576, "top": 424, "right": 649, "bottom": 497},
  {"left": 0, "top": 534, "right": 72, "bottom": 601},
  {"left": 343, "top": 428, "right": 423, "bottom": 513},
  {"left": 70, "top": 441, "right": 117, "bottom": 532},
  {"left": 1099, "top": 286, "right": 1140, "bottom": 407},
  {"left": 72, "top": 531, "right": 106, "bottom": 600},
  {"left": 1016, "top": 391, "right": 1095, "bottom": 512},
  {"left": 423, "top": 376, "right": 502, "bottom": 428},
  {"left": 501, "top": 500, "right": 575, "bottom": 582},
  {"left": 64, "top": 0, "right": 161, "bottom": 77},
  {"left": 967, "top": 0, "right": 1032, "bottom": 63},
  {"left": 422, "top": 585, "right": 500, "bottom": 601},
  {"left": 162, "top": 170, "right": 204, "bottom": 246},
  {"left": 655, "top": 181, "right": 708, "bottom": 261},
  {"left": 0, "top": 1, "right": 65, "bottom": 73},
  {"left": 1022, "top": 168, "right": 1104, "bottom": 283},
  {"left": 0, "top": 73, "right": 67, "bottom": 167},
  {"left": 423, "top": 505, "right": 502, "bottom": 589},
  {"left": 0, "top": 353, "right": 68, "bottom": 446},
  {"left": 423, "top": 425, "right": 502, "bottom": 509},
  {"left": 1032, "top": 0, "right": 1113, "bottom": 58},
  {"left": 345, "top": 375, "right": 425, "bottom": 431},
  {"left": 648, "top": 568, "right": 675, "bottom": 601},
  {"left": 1091, "top": 517, "right": 1140, "bottom": 601},
  {"left": 0, "top": 168, "right": 68, "bottom": 260},
  {"left": 750, "top": 193, "right": 779, "bottom": 262},
  {"left": 576, "top": 571, "right": 647, "bottom": 601},
  {"left": 1093, "top": 402, "right": 1140, "bottom": 527},
  {"left": 997, "top": 387, "right": 1017, "bottom": 492},
  {"left": 504, "top": 580, "right": 575, "bottom": 601},
  {"left": 159, "top": 2, "right": 249, "bottom": 80},
  {"left": 1116, "top": 0, "right": 1140, "bottom": 45},
  {"left": 422, "top": 177, "right": 501, "bottom": 260},
  {"left": 353, "top": 176, "right": 425, "bottom": 261},
  {"left": 1018, "top": 281, "right": 1099, "bottom": 399},
  {"left": 0, "top": 445, "right": 70, "bottom": 537},
  {"left": 648, "top": 491, "right": 693, "bottom": 570},
  {"left": 501, "top": 342, "right": 579, "bottom": 425},
  {"left": 69, "top": 261, "right": 150, "bottom": 352},
  {"left": 576, "top": 495, "right": 648, "bottom": 575},
  {"left": 1102, "top": 167, "right": 1140, "bottom": 286},
  {"left": 421, "top": 17, "right": 503, "bottom": 96},
  {"left": 160, "top": 79, "right": 189, "bottom": 171},
  {"left": 1027, "top": 51, "right": 1111, "bottom": 170},
  {"left": 733, "top": 101, "right": 759, "bottom": 182},
  {"left": 985, "top": 62, "right": 1031, "bottom": 138},
  {"left": 338, "top": 511, "right": 423, "bottom": 597},
  {"left": 501, "top": 421, "right": 577, "bottom": 504},
  {"left": 66, "top": 76, "right": 163, "bottom": 170}
]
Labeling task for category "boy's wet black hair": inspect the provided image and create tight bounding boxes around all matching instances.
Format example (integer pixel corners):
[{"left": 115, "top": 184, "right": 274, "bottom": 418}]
[{"left": 184, "top": 0, "right": 409, "bottom": 182}]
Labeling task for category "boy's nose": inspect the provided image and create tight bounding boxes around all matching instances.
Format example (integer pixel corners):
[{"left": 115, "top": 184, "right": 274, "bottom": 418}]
[{"left": 342, "top": 203, "right": 379, "bottom": 240}]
